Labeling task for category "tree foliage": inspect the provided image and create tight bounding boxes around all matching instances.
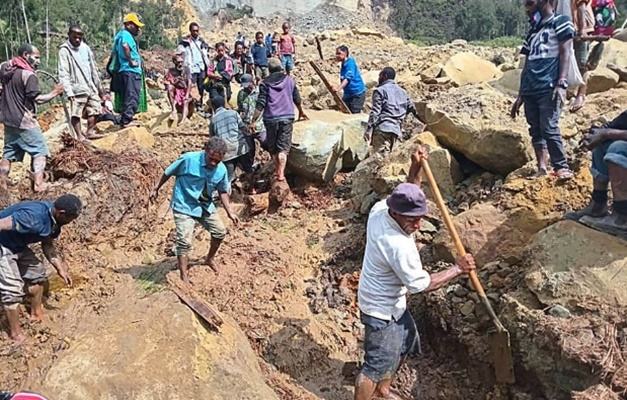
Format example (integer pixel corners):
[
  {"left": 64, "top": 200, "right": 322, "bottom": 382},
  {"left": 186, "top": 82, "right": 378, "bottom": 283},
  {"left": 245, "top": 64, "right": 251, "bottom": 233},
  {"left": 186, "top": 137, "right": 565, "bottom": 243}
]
[
  {"left": 389, "top": 0, "right": 528, "bottom": 44},
  {"left": 0, "top": 0, "right": 183, "bottom": 63}
]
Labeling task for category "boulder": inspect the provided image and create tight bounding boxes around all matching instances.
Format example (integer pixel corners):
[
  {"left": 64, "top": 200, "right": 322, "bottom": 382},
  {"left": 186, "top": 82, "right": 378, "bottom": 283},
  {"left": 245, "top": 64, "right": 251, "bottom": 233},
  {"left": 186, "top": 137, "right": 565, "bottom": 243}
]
[
  {"left": 431, "top": 203, "right": 537, "bottom": 266},
  {"left": 451, "top": 39, "right": 468, "bottom": 47},
  {"left": 498, "top": 63, "right": 516, "bottom": 72},
  {"left": 91, "top": 126, "right": 155, "bottom": 152},
  {"left": 596, "top": 39, "right": 627, "bottom": 70},
  {"left": 441, "top": 52, "right": 503, "bottom": 86},
  {"left": 288, "top": 110, "right": 369, "bottom": 182},
  {"left": 389, "top": 37, "right": 404, "bottom": 46},
  {"left": 586, "top": 67, "right": 619, "bottom": 94},
  {"left": 415, "top": 85, "right": 533, "bottom": 175},
  {"left": 362, "top": 70, "right": 380, "bottom": 89},
  {"left": 37, "top": 288, "right": 278, "bottom": 400},
  {"left": 419, "top": 63, "right": 444, "bottom": 82},
  {"left": 524, "top": 221, "right": 627, "bottom": 309},
  {"left": 351, "top": 133, "right": 462, "bottom": 214},
  {"left": 491, "top": 69, "right": 521, "bottom": 97},
  {"left": 351, "top": 28, "right": 384, "bottom": 38}
]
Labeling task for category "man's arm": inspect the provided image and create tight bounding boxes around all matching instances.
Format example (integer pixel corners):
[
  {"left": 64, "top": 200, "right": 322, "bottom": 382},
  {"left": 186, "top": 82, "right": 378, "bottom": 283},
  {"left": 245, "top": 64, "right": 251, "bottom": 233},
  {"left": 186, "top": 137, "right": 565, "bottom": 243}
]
[
  {"left": 0, "top": 216, "right": 12, "bottom": 231},
  {"left": 292, "top": 85, "right": 307, "bottom": 120},
  {"left": 406, "top": 146, "right": 427, "bottom": 186},
  {"left": 558, "top": 38, "right": 572, "bottom": 82},
  {"left": 41, "top": 237, "right": 72, "bottom": 287},
  {"left": 57, "top": 49, "right": 74, "bottom": 98},
  {"left": 218, "top": 191, "right": 239, "bottom": 223},
  {"left": 366, "top": 90, "right": 383, "bottom": 133}
]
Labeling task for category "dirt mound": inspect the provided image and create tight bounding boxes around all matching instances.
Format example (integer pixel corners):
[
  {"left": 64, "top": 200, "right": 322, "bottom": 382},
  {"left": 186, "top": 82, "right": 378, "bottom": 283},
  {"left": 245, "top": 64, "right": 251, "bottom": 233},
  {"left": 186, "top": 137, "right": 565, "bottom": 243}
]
[{"left": 42, "top": 135, "right": 163, "bottom": 243}]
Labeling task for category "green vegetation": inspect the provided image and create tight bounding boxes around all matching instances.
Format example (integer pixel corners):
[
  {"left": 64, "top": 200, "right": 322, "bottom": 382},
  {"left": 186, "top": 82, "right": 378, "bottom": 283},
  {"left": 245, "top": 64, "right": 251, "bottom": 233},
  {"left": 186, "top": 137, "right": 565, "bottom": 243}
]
[
  {"left": 0, "top": 0, "right": 183, "bottom": 63},
  {"left": 470, "top": 36, "right": 525, "bottom": 49},
  {"left": 389, "top": 0, "right": 528, "bottom": 44}
]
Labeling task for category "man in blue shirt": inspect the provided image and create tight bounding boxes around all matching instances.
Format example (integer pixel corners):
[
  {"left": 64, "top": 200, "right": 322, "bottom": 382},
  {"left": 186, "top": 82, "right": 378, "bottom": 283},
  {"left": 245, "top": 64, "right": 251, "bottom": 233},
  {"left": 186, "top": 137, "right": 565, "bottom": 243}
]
[
  {"left": 112, "top": 13, "right": 144, "bottom": 127},
  {"left": 150, "top": 137, "right": 239, "bottom": 283},
  {"left": 0, "top": 194, "right": 82, "bottom": 343},
  {"left": 333, "top": 45, "right": 366, "bottom": 114},
  {"left": 511, "top": 0, "right": 575, "bottom": 180}
]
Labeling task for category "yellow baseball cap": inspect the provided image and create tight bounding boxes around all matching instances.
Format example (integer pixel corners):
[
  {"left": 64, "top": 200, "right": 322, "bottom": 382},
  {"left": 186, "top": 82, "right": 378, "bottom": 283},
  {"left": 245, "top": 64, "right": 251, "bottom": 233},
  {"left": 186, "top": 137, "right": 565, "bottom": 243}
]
[{"left": 123, "top": 13, "right": 145, "bottom": 28}]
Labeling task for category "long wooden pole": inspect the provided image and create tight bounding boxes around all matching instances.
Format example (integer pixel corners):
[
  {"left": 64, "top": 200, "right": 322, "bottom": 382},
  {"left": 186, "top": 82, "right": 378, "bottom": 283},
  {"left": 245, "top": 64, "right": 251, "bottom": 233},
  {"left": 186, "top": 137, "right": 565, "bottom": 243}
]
[{"left": 309, "top": 60, "right": 351, "bottom": 114}]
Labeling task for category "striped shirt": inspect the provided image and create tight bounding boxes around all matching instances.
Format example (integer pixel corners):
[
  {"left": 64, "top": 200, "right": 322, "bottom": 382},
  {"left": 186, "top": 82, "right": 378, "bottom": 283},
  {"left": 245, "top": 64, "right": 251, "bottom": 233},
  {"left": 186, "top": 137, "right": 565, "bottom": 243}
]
[
  {"left": 520, "top": 14, "right": 575, "bottom": 95},
  {"left": 209, "top": 107, "right": 249, "bottom": 162}
]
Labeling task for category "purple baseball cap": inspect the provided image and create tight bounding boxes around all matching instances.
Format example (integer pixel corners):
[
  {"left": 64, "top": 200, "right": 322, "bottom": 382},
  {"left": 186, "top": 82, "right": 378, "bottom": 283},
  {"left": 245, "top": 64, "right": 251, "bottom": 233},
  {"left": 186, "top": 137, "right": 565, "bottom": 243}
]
[{"left": 386, "top": 183, "right": 428, "bottom": 216}]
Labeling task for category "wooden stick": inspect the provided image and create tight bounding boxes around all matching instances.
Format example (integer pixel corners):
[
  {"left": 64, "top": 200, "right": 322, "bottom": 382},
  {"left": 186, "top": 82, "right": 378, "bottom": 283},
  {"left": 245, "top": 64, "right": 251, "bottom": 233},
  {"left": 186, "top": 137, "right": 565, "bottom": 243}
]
[
  {"left": 309, "top": 61, "right": 351, "bottom": 114},
  {"left": 315, "top": 36, "right": 324, "bottom": 60},
  {"left": 167, "top": 274, "right": 223, "bottom": 331}
]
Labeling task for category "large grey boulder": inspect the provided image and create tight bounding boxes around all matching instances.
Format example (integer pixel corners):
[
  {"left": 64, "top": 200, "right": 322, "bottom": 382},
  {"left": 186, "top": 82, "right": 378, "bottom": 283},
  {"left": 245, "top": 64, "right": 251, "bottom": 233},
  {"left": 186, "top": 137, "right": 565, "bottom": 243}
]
[{"left": 288, "top": 110, "right": 369, "bottom": 182}]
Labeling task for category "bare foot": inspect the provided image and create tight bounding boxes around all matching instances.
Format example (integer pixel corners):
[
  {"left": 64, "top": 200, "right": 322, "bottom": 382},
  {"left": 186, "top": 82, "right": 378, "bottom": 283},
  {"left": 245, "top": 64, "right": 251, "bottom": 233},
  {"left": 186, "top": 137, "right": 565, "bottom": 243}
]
[
  {"left": 180, "top": 273, "right": 190, "bottom": 285},
  {"left": 527, "top": 168, "right": 548, "bottom": 180},
  {"left": 204, "top": 256, "right": 219, "bottom": 273},
  {"left": 29, "top": 311, "right": 46, "bottom": 323},
  {"left": 10, "top": 333, "right": 28, "bottom": 345},
  {"left": 84, "top": 133, "right": 105, "bottom": 140},
  {"left": 169, "top": 111, "right": 177, "bottom": 122},
  {"left": 33, "top": 182, "right": 51, "bottom": 193},
  {"left": 569, "top": 95, "right": 586, "bottom": 113}
]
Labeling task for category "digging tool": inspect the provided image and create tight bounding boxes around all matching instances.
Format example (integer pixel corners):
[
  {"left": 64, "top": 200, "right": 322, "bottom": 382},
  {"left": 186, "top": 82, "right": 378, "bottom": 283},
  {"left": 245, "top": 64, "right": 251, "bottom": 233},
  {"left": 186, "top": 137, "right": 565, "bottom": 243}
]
[
  {"left": 309, "top": 61, "right": 351, "bottom": 114},
  {"left": 420, "top": 158, "right": 516, "bottom": 384}
]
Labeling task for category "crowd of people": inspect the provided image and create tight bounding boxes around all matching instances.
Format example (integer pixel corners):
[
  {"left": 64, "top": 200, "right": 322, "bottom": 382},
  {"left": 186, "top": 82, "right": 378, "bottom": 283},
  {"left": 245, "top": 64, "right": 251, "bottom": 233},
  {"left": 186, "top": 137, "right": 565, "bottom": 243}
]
[{"left": 0, "top": 2, "right": 626, "bottom": 399}]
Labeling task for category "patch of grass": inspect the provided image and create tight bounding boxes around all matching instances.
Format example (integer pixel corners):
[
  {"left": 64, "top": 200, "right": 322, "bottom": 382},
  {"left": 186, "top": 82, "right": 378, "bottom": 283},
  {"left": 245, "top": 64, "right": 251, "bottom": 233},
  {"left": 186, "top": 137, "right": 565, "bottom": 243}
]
[
  {"left": 135, "top": 267, "right": 167, "bottom": 294},
  {"left": 148, "top": 88, "right": 164, "bottom": 100},
  {"left": 470, "top": 36, "right": 524, "bottom": 48}
]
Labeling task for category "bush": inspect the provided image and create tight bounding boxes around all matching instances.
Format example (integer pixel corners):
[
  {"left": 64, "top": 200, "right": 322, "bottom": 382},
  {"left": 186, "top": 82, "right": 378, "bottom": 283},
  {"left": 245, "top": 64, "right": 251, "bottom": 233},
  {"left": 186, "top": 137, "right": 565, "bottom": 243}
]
[{"left": 470, "top": 36, "right": 524, "bottom": 48}]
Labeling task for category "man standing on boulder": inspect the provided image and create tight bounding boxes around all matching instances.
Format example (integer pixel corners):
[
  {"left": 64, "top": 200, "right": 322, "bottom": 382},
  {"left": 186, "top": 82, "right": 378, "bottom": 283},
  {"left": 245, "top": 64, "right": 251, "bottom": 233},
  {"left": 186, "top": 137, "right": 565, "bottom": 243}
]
[
  {"left": 150, "top": 137, "right": 239, "bottom": 283},
  {"left": 250, "top": 58, "right": 308, "bottom": 182},
  {"left": 177, "top": 22, "right": 210, "bottom": 109},
  {"left": 111, "top": 13, "right": 144, "bottom": 128},
  {"left": 0, "top": 44, "right": 64, "bottom": 192},
  {"left": 58, "top": 25, "right": 106, "bottom": 142},
  {"left": 364, "top": 67, "right": 419, "bottom": 156},
  {"left": 0, "top": 194, "right": 82, "bottom": 342},
  {"left": 355, "top": 147, "right": 477, "bottom": 400},
  {"left": 511, "top": 0, "right": 575, "bottom": 180},
  {"left": 564, "top": 112, "right": 627, "bottom": 238}
]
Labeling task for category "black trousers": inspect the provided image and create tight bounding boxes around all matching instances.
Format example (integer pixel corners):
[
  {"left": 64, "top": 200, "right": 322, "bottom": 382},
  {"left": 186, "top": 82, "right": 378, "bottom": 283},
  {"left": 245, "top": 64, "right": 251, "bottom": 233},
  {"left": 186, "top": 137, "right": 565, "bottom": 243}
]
[
  {"left": 119, "top": 71, "right": 141, "bottom": 126},
  {"left": 192, "top": 70, "right": 206, "bottom": 105}
]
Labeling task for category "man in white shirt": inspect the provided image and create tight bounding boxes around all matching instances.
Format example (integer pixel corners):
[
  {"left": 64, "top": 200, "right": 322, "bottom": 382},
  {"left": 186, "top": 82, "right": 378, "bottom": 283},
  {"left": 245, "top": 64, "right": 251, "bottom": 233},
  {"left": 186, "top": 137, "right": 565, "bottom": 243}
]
[
  {"left": 177, "top": 22, "right": 210, "bottom": 108},
  {"left": 355, "top": 147, "right": 477, "bottom": 400}
]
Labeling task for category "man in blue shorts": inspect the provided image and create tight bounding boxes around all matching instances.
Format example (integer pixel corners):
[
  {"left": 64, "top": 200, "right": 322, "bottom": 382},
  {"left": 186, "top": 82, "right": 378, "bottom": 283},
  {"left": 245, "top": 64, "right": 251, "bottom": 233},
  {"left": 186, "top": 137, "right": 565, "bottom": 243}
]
[
  {"left": 0, "top": 194, "right": 81, "bottom": 342},
  {"left": 355, "top": 147, "right": 476, "bottom": 400},
  {"left": 0, "top": 44, "right": 64, "bottom": 192}
]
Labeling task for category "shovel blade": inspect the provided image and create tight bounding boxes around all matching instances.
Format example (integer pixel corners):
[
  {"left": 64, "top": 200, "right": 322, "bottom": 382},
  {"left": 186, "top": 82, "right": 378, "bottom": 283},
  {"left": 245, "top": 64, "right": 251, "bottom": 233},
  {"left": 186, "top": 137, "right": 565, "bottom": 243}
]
[{"left": 491, "top": 329, "right": 515, "bottom": 384}]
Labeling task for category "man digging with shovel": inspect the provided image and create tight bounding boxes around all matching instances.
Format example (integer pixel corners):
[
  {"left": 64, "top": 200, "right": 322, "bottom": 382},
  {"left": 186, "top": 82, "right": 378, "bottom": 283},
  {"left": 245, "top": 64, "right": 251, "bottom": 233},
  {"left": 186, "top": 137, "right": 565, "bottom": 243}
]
[{"left": 355, "top": 146, "right": 477, "bottom": 400}]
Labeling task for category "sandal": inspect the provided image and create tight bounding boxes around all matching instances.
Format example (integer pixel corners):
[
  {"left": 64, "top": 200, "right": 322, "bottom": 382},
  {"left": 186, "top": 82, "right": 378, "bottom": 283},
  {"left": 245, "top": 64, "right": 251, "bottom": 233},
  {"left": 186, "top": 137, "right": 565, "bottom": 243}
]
[{"left": 551, "top": 169, "right": 574, "bottom": 181}]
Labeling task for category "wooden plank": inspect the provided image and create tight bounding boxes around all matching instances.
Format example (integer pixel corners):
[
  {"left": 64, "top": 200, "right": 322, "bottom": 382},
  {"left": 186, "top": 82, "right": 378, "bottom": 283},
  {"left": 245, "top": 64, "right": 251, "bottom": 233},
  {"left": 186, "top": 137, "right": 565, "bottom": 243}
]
[
  {"left": 167, "top": 274, "right": 223, "bottom": 331},
  {"left": 309, "top": 61, "right": 351, "bottom": 114}
]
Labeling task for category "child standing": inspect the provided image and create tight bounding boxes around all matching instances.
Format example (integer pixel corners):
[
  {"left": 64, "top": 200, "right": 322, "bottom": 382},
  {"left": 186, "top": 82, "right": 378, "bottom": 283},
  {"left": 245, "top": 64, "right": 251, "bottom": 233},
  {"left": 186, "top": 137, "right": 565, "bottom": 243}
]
[{"left": 279, "top": 22, "right": 296, "bottom": 75}]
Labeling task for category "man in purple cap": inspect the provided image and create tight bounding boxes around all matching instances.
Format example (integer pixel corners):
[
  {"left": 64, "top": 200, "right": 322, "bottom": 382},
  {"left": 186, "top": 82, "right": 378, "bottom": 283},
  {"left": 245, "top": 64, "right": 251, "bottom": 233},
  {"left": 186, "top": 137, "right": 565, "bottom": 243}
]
[{"left": 354, "top": 147, "right": 477, "bottom": 400}]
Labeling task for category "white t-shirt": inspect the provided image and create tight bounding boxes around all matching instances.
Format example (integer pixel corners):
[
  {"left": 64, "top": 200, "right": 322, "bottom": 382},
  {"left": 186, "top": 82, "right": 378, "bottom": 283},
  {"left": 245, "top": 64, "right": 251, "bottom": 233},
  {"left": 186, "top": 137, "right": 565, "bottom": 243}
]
[{"left": 358, "top": 200, "right": 431, "bottom": 321}]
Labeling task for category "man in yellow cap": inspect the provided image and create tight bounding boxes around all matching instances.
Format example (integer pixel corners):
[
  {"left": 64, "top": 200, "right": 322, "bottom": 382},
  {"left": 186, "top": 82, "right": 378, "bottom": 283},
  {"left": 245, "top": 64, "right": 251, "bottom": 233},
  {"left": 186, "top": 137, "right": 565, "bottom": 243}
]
[{"left": 110, "top": 13, "right": 144, "bottom": 127}]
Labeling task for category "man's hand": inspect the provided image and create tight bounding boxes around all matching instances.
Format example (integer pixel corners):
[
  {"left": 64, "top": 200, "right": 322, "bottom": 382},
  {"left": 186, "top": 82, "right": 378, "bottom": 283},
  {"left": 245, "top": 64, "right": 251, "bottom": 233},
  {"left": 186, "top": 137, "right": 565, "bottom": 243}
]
[
  {"left": 53, "top": 83, "right": 64, "bottom": 96},
  {"left": 364, "top": 129, "right": 372, "bottom": 143},
  {"left": 149, "top": 188, "right": 159, "bottom": 203},
  {"left": 249, "top": 121, "right": 257, "bottom": 132},
  {"left": 58, "top": 268, "right": 73, "bottom": 288},
  {"left": 411, "top": 146, "right": 429, "bottom": 165},
  {"left": 454, "top": 254, "right": 476, "bottom": 274},
  {"left": 298, "top": 111, "right": 309, "bottom": 121},
  {"left": 130, "top": 60, "right": 139, "bottom": 68},
  {"left": 553, "top": 86, "right": 567, "bottom": 107},
  {"left": 227, "top": 212, "right": 240, "bottom": 225},
  {"left": 332, "top": 85, "right": 340, "bottom": 93},
  {"left": 510, "top": 96, "right": 523, "bottom": 119},
  {"left": 581, "top": 128, "right": 608, "bottom": 150}
]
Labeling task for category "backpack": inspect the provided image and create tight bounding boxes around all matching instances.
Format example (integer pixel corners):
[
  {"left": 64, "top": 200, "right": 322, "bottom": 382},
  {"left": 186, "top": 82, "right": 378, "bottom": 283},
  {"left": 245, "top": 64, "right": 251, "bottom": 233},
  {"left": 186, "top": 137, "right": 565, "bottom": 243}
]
[
  {"left": 592, "top": 0, "right": 617, "bottom": 35},
  {"left": 105, "top": 35, "right": 121, "bottom": 78}
]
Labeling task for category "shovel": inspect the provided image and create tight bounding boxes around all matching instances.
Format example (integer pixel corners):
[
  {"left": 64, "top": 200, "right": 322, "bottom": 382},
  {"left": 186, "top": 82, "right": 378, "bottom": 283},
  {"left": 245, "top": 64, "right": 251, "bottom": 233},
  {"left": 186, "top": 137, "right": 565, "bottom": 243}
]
[{"left": 421, "top": 158, "right": 515, "bottom": 384}]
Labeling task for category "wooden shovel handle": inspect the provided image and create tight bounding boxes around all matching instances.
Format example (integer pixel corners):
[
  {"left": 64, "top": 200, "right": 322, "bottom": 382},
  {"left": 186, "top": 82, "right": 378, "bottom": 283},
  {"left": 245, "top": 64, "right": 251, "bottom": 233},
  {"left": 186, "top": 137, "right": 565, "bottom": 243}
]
[{"left": 420, "top": 159, "right": 506, "bottom": 331}]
